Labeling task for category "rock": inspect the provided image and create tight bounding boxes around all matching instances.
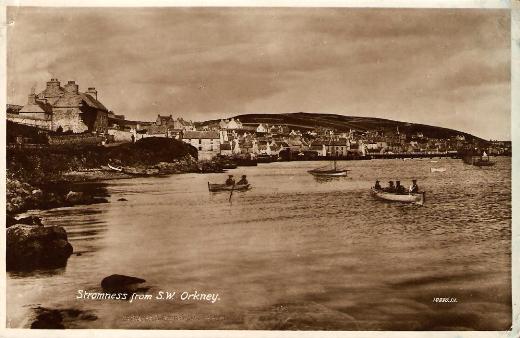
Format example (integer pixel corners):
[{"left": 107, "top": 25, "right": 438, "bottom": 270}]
[
  {"left": 31, "top": 308, "right": 64, "bottom": 329},
  {"left": 6, "top": 225, "right": 73, "bottom": 271},
  {"left": 65, "top": 191, "right": 85, "bottom": 204},
  {"left": 31, "top": 306, "right": 97, "bottom": 329},
  {"left": 117, "top": 198, "right": 128, "bottom": 201},
  {"left": 32, "top": 189, "right": 43, "bottom": 199},
  {"left": 101, "top": 274, "right": 146, "bottom": 294},
  {"left": 15, "top": 216, "right": 44, "bottom": 227},
  {"left": 6, "top": 215, "right": 18, "bottom": 228}
]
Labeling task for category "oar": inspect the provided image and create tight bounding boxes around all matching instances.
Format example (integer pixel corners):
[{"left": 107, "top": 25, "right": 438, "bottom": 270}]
[{"left": 229, "top": 182, "right": 236, "bottom": 202}]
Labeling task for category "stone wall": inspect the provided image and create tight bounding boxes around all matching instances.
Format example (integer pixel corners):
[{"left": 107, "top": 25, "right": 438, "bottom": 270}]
[
  {"left": 108, "top": 128, "right": 134, "bottom": 142},
  {"left": 48, "top": 134, "right": 103, "bottom": 146},
  {"left": 7, "top": 114, "right": 53, "bottom": 130},
  {"left": 52, "top": 108, "right": 89, "bottom": 133}
]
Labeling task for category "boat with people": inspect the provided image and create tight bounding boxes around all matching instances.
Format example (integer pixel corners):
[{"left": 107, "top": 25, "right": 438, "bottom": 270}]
[
  {"left": 308, "top": 161, "right": 350, "bottom": 177},
  {"left": 371, "top": 188, "right": 425, "bottom": 205},
  {"left": 207, "top": 182, "right": 251, "bottom": 192}
]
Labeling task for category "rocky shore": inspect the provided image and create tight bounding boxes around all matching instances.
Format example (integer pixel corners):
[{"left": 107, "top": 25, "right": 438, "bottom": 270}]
[{"left": 6, "top": 137, "right": 227, "bottom": 274}]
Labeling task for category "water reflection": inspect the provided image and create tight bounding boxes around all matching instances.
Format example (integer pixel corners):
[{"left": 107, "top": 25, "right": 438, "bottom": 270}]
[{"left": 6, "top": 158, "right": 511, "bottom": 330}]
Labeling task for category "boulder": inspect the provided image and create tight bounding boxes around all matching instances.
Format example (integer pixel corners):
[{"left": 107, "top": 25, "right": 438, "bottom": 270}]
[
  {"left": 32, "top": 189, "right": 44, "bottom": 199},
  {"left": 31, "top": 306, "right": 97, "bottom": 329},
  {"left": 101, "top": 274, "right": 146, "bottom": 294},
  {"left": 6, "top": 224, "right": 73, "bottom": 270},
  {"left": 65, "top": 191, "right": 85, "bottom": 204}
]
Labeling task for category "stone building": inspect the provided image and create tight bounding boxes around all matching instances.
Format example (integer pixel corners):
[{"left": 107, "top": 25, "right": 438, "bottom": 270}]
[
  {"left": 182, "top": 130, "right": 221, "bottom": 160},
  {"left": 8, "top": 78, "right": 109, "bottom": 134},
  {"left": 9, "top": 93, "right": 53, "bottom": 130}
]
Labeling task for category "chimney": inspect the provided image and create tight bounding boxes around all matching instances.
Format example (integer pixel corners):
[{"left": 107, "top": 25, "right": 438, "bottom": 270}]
[
  {"left": 46, "top": 78, "right": 61, "bottom": 92},
  {"left": 87, "top": 87, "right": 97, "bottom": 100},
  {"left": 64, "top": 80, "right": 79, "bottom": 94},
  {"left": 27, "top": 93, "right": 36, "bottom": 105}
]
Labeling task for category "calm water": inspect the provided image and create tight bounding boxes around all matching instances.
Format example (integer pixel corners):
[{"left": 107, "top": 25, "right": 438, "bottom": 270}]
[{"left": 7, "top": 158, "right": 511, "bottom": 330}]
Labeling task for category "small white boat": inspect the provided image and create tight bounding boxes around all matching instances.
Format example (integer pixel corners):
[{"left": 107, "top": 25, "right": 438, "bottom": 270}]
[
  {"left": 430, "top": 167, "right": 446, "bottom": 173},
  {"left": 370, "top": 188, "right": 425, "bottom": 205},
  {"left": 430, "top": 160, "right": 438, "bottom": 163},
  {"left": 308, "top": 161, "right": 350, "bottom": 177},
  {"left": 107, "top": 164, "right": 123, "bottom": 172}
]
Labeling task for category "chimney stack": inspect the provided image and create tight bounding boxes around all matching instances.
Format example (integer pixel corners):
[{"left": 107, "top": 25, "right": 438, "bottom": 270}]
[
  {"left": 46, "top": 78, "right": 61, "bottom": 92},
  {"left": 64, "top": 80, "right": 79, "bottom": 94},
  {"left": 87, "top": 87, "right": 97, "bottom": 100},
  {"left": 27, "top": 93, "right": 36, "bottom": 105}
]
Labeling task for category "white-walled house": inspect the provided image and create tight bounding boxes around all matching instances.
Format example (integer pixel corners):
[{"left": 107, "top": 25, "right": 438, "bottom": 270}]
[{"left": 182, "top": 131, "right": 221, "bottom": 160}]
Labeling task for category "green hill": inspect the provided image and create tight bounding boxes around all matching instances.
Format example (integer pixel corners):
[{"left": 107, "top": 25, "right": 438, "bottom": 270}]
[{"left": 203, "top": 112, "right": 485, "bottom": 142}]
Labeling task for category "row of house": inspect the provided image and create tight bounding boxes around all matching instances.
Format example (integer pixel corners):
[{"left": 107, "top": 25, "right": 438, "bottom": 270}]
[{"left": 7, "top": 78, "right": 485, "bottom": 159}]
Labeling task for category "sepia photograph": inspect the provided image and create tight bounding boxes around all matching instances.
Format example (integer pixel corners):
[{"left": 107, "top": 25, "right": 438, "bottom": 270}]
[{"left": 2, "top": 1, "right": 515, "bottom": 334}]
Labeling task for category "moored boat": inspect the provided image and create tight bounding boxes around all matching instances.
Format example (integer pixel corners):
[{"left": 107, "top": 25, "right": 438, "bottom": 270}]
[
  {"left": 370, "top": 187, "right": 425, "bottom": 205},
  {"left": 207, "top": 182, "right": 251, "bottom": 192},
  {"left": 107, "top": 164, "right": 123, "bottom": 172},
  {"left": 308, "top": 161, "right": 350, "bottom": 177}
]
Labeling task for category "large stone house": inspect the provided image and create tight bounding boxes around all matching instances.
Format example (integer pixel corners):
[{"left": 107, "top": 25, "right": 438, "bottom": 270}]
[
  {"left": 182, "top": 130, "right": 221, "bottom": 160},
  {"left": 8, "top": 78, "right": 109, "bottom": 134}
]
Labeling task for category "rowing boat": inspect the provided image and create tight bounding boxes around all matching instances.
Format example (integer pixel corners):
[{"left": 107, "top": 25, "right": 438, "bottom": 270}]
[
  {"left": 430, "top": 167, "right": 446, "bottom": 173},
  {"left": 208, "top": 182, "right": 251, "bottom": 192},
  {"left": 370, "top": 188, "right": 425, "bottom": 205}
]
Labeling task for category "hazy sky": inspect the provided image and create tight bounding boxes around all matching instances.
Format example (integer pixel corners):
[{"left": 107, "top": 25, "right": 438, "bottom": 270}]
[{"left": 7, "top": 7, "right": 510, "bottom": 140}]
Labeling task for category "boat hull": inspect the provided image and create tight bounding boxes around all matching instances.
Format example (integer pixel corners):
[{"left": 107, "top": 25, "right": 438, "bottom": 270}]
[
  {"left": 308, "top": 170, "right": 348, "bottom": 177},
  {"left": 208, "top": 183, "right": 251, "bottom": 192},
  {"left": 370, "top": 188, "right": 425, "bottom": 205},
  {"left": 430, "top": 167, "right": 446, "bottom": 172}
]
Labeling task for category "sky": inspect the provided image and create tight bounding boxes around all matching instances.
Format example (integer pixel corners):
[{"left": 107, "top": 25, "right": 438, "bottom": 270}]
[{"left": 6, "top": 7, "right": 511, "bottom": 140}]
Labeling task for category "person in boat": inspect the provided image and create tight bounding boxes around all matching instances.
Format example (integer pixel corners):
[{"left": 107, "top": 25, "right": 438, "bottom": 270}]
[
  {"left": 374, "top": 180, "right": 382, "bottom": 190},
  {"left": 237, "top": 175, "right": 248, "bottom": 185},
  {"left": 395, "top": 180, "right": 406, "bottom": 194},
  {"left": 409, "top": 179, "right": 419, "bottom": 193},
  {"left": 384, "top": 181, "right": 395, "bottom": 193},
  {"left": 225, "top": 175, "right": 235, "bottom": 186}
]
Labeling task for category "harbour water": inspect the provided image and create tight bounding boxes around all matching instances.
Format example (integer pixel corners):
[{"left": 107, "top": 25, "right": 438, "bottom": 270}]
[{"left": 7, "top": 158, "right": 511, "bottom": 330}]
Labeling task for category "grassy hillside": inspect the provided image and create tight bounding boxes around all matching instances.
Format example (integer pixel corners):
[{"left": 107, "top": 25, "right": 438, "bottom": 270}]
[{"left": 202, "top": 112, "right": 484, "bottom": 142}]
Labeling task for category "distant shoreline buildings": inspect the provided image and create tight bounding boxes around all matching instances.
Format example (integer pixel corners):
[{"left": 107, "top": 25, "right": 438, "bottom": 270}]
[{"left": 6, "top": 78, "right": 512, "bottom": 159}]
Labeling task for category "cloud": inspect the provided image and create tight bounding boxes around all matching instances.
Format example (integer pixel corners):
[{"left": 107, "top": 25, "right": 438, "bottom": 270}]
[{"left": 6, "top": 7, "right": 511, "bottom": 140}]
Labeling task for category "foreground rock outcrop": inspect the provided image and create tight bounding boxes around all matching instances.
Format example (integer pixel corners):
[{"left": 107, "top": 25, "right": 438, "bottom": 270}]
[
  {"left": 6, "top": 224, "right": 73, "bottom": 270},
  {"left": 31, "top": 306, "right": 97, "bottom": 329},
  {"left": 101, "top": 274, "right": 146, "bottom": 294}
]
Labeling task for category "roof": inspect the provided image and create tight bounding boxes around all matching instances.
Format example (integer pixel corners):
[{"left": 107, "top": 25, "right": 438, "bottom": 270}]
[
  {"left": 19, "top": 100, "right": 52, "bottom": 114},
  {"left": 53, "top": 92, "right": 108, "bottom": 111},
  {"left": 183, "top": 131, "right": 220, "bottom": 139},
  {"left": 147, "top": 125, "right": 168, "bottom": 135}
]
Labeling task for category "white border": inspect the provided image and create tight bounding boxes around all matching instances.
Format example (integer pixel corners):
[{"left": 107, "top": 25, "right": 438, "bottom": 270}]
[{"left": 0, "top": 1, "right": 516, "bottom": 337}]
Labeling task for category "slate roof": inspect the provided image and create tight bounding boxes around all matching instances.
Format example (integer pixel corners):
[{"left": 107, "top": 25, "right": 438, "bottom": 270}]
[
  {"left": 19, "top": 100, "right": 52, "bottom": 114},
  {"left": 53, "top": 92, "right": 108, "bottom": 111},
  {"left": 183, "top": 131, "right": 220, "bottom": 139}
]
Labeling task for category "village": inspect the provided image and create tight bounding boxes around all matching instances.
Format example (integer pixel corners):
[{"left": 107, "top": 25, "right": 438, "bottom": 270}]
[{"left": 6, "top": 78, "right": 512, "bottom": 161}]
